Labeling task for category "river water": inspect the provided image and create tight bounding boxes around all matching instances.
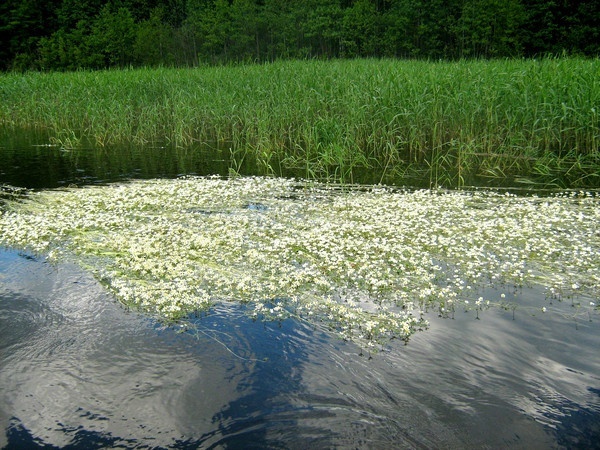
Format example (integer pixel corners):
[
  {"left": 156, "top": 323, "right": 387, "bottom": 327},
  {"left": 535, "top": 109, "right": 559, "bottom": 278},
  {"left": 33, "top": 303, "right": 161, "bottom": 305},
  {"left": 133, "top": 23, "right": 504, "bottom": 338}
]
[{"left": 1, "top": 133, "right": 599, "bottom": 449}]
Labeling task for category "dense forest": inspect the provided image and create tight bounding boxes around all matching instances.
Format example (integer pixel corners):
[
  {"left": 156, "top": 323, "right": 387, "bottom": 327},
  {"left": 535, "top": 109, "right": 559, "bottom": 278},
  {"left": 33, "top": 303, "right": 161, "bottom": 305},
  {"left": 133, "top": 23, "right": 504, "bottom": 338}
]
[{"left": 1, "top": 0, "right": 599, "bottom": 71}]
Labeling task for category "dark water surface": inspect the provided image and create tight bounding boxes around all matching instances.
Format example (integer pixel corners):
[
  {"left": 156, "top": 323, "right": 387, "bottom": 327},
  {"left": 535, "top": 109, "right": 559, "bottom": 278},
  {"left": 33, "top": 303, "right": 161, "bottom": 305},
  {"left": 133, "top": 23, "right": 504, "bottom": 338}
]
[
  {"left": 2, "top": 250, "right": 599, "bottom": 449},
  {"left": 1, "top": 131, "right": 600, "bottom": 449},
  {"left": 0, "top": 130, "right": 236, "bottom": 189}
]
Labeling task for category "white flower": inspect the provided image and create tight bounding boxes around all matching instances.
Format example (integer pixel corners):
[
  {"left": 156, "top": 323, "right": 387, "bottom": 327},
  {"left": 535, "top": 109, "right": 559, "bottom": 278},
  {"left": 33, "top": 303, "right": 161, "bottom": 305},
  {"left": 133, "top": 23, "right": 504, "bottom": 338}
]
[{"left": 1, "top": 176, "right": 597, "bottom": 348}]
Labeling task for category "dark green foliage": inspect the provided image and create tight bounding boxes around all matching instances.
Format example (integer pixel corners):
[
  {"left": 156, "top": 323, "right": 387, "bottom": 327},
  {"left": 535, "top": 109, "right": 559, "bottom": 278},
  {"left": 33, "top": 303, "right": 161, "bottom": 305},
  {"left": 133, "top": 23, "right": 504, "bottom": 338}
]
[
  {"left": 520, "top": 0, "right": 600, "bottom": 56},
  {"left": 90, "top": 5, "right": 137, "bottom": 68},
  {"left": 0, "top": 0, "right": 598, "bottom": 70},
  {"left": 0, "top": 0, "right": 60, "bottom": 70},
  {"left": 456, "top": 0, "right": 525, "bottom": 58}
]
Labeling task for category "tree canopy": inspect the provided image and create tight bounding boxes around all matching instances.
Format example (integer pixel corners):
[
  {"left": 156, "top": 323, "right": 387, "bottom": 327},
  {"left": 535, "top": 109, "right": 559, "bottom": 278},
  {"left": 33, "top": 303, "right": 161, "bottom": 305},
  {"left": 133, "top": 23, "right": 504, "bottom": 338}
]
[{"left": 1, "top": 0, "right": 598, "bottom": 70}]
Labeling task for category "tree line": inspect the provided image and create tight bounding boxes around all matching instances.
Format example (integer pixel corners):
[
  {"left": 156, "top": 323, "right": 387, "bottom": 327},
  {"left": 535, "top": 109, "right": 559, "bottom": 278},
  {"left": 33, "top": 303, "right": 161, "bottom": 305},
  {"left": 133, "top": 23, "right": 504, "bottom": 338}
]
[{"left": 1, "top": 0, "right": 598, "bottom": 71}]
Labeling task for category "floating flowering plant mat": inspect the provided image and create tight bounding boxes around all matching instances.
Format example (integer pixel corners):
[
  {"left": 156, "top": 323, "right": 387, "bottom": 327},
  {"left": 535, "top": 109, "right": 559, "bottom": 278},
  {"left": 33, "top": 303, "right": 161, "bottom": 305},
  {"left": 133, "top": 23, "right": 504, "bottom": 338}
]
[{"left": 1, "top": 177, "right": 598, "bottom": 348}]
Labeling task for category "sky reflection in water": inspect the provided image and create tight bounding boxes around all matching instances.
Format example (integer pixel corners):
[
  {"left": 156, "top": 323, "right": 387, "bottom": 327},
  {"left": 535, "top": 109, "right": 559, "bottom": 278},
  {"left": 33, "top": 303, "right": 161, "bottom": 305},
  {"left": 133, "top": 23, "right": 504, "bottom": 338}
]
[
  {"left": 1, "top": 133, "right": 599, "bottom": 448},
  {"left": 1, "top": 249, "right": 599, "bottom": 449}
]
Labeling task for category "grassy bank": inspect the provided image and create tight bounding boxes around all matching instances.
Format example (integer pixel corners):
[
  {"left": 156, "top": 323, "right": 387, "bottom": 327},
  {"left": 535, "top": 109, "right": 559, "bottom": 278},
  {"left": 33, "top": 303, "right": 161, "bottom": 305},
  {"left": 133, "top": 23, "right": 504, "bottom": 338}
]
[{"left": 1, "top": 58, "right": 599, "bottom": 187}]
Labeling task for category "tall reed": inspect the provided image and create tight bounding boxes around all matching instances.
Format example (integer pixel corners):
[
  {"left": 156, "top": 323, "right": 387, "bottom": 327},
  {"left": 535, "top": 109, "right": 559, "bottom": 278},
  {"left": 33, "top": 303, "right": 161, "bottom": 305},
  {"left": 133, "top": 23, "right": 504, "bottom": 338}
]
[{"left": 1, "top": 58, "right": 598, "bottom": 187}]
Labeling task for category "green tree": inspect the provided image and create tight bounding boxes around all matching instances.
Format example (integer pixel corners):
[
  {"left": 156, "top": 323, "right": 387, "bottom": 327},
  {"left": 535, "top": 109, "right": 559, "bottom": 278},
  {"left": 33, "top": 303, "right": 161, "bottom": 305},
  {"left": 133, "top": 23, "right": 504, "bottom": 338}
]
[
  {"left": 558, "top": 0, "right": 599, "bottom": 56},
  {"left": 88, "top": 5, "right": 137, "bottom": 68},
  {"left": 378, "top": 0, "right": 461, "bottom": 59},
  {"left": 520, "top": 0, "right": 561, "bottom": 55},
  {"left": 0, "top": 0, "right": 61, "bottom": 70},
  {"left": 261, "top": 0, "right": 296, "bottom": 60},
  {"left": 229, "top": 0, "right": 261, "bottom": 61},
  {"left": 341, "top": 0, "right": 379, "bottom": 57},
  {"left": 379, "top": 0, "right": 418, "bottom": 57},
  {"left": 134, "top": 7, "right": 175, "bottom": 65},
  {"left": 296, "top": 0, "right": 343, "bottom": 58},
  {"left": 56, "top": 0, "right": 104, "bottom": 29},
  {"left": 457, "top": 0, "right": 525, "bottom": 58},
  {"left": 2, "top": 0, "right": 599, "bottom": 70},
  {"left": 194, "top": 0, "right": 232, "bottom": 62},
  {"left": 38, "top": 26, "right": 85, "bottom": 70}
]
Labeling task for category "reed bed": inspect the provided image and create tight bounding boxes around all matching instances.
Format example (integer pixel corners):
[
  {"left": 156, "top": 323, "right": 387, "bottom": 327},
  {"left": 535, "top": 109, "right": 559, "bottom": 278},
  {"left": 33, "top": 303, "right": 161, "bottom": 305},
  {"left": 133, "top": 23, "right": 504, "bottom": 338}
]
[{"left": 1, "top": 58, "right": 598, "bottom": 187}]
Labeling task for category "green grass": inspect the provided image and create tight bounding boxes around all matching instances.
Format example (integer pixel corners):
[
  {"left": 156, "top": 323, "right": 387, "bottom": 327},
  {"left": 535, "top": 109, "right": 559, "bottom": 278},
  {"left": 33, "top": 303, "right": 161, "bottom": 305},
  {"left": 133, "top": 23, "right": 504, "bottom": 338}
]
[{"left": 1, "top": 58, "right": 599, "bottom": 188}]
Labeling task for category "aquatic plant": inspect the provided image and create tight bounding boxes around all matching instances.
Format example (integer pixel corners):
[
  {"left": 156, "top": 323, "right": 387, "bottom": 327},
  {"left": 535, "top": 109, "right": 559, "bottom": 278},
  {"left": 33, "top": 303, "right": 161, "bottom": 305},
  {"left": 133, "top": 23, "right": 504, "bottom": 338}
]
[
  {"left": 1, "top": 58, "right": 598, "bottom": 188},
  {"left": 1, "top": 177, "right": 598, "bottom": 348}
]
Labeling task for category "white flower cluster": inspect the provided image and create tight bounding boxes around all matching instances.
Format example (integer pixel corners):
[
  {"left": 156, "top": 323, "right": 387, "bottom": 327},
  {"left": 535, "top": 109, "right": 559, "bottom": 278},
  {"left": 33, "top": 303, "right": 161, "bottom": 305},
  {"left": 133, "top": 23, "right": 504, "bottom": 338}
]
[{"left": 1, "top": 177, "right": 598, "bottom": 347}]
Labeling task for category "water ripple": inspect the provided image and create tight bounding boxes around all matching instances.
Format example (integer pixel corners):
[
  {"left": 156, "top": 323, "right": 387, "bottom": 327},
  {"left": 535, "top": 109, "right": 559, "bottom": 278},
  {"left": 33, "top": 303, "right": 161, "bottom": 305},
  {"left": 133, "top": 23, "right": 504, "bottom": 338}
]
[{"left": 1, "top": 249, "right": 599, "bottom": 449}]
